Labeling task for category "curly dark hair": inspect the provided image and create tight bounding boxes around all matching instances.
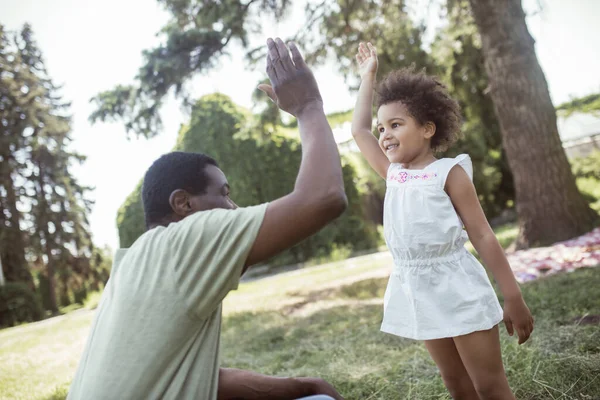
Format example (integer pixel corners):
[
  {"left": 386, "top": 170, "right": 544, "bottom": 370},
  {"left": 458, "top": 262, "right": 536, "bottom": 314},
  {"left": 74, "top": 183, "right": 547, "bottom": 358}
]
[{"left": 376, "top": 67, "right": 462, "bottom": 152}]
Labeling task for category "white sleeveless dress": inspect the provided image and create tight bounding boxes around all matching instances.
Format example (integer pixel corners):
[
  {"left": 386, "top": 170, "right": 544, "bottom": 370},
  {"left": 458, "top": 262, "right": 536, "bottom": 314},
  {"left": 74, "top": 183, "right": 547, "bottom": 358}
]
[{"left": 380, "top": 154, "right": 503, "bottom": 340}]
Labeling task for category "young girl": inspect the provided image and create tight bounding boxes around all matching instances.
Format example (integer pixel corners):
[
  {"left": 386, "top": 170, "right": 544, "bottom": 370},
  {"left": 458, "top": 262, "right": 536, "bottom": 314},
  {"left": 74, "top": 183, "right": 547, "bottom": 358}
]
[{"left": 352, "top": 42, "right": 535, "bottom": 399}]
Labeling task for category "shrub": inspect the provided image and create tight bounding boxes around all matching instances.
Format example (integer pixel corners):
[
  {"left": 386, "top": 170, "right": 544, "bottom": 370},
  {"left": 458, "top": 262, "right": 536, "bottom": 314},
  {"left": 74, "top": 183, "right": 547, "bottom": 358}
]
[
  {"left": 571, "top": 150, "right": 600, "bottom": 180},
  {"left": 83, "top": 290, "right": 103, "bottom": 310},
  {"left": 572, "top": 151, "right": 600, "bottom": 213},
  {"left": 0, "top": 282, "right": 44, "bottom": 328}
]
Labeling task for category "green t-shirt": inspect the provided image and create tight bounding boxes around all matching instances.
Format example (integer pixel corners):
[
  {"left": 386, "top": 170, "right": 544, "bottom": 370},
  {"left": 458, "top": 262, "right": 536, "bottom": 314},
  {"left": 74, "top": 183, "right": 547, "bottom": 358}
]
[{"left": 68, "top": 204, "right": 268, "bottom": 400}]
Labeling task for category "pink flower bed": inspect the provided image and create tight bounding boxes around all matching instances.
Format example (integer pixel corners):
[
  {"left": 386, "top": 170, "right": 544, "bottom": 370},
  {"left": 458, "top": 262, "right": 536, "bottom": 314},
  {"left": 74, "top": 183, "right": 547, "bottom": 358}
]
[{"left": 508, "top": 228, "right": 600, "bottom": 282}]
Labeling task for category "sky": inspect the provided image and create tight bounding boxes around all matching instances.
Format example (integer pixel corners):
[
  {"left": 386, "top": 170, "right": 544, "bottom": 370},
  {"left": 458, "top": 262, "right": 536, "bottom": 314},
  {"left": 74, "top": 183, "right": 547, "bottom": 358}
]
[{"left": 2, "top": 0, "right": 599, "bottom": 250}]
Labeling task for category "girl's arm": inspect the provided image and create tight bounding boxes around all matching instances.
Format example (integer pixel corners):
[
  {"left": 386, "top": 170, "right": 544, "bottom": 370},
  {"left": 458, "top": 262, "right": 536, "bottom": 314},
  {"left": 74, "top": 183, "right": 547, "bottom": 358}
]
[
  {"left": 352, "top": 42, "right": 390, "bottom": 179},
  {"left": 446, "top": 166, "right": 534, "bottom": 344}
]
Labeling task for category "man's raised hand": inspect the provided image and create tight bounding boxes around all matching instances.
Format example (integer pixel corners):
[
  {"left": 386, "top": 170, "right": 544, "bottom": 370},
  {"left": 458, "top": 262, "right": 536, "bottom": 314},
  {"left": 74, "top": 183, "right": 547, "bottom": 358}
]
[{"left": 257, "top": 38, "right": 323, "bottom": 118}]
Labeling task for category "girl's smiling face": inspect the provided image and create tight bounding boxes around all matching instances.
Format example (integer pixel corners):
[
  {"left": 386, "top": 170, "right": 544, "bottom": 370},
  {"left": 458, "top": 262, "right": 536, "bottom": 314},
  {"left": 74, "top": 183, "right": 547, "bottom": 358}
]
[{"left": 377, "top": 101, "right": 436, "bottom": 164}]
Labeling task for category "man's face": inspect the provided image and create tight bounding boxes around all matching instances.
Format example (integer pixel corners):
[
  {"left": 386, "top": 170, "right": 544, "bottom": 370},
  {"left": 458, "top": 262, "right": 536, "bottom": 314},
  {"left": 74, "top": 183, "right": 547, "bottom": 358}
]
[{"left": 188, "top": 165, "right": 237, "bottom": 212}]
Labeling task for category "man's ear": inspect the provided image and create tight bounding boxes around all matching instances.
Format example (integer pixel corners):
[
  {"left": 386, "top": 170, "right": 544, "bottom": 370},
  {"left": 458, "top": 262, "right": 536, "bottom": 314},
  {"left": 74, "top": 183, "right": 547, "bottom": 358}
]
[
  {"left": 423, "top": 121, "right": 436, "bottom": 139},
  {"left": 169, "top": 189, "right": 191, "bottom": 218}
]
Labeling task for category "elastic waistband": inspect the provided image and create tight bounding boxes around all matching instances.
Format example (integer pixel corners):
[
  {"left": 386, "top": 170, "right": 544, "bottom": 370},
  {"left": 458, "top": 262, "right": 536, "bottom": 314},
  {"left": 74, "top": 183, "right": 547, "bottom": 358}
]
[{"left": 392, "top": 248, "right": 468, "bottom": 268}]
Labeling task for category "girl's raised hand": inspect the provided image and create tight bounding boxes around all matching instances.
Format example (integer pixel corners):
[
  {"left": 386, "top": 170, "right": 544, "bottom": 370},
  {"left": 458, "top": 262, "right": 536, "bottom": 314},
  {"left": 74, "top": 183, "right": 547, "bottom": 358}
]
[{"left": 355, "top": 42, "right": 378, "bottom": 79}]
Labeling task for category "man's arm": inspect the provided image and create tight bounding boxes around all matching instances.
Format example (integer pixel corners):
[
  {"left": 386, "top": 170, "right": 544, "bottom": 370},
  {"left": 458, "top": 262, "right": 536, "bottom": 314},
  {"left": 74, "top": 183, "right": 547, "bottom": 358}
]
[
  {"left": 245, "top": 39, "right": 347, "bottom": 268},
  {"left": 218, "top": 368, "right": 343, "bottom": 400}
]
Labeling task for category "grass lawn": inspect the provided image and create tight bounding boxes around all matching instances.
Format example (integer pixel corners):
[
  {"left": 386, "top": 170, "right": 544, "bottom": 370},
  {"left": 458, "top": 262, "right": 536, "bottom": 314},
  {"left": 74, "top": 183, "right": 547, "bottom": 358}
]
[
  {"left": 1, "top": 244, "right": 599, "bottom": 399},
  {"left": 219, "top": 265, "right": 600, "bottom": 399}
]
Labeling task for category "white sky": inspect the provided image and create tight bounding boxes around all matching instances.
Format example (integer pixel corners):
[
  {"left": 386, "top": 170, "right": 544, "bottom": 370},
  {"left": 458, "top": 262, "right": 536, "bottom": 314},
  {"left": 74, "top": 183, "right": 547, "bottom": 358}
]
[{"left": 2, "top": 0, "right": 599, "bottom": 250}]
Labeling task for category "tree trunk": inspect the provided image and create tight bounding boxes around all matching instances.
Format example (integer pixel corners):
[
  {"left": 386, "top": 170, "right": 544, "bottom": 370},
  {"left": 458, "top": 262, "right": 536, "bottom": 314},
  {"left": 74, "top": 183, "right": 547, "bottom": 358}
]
[
  {"left": 37, "top": 166, "right": 59, "bottom": 314},
  {"left": 468, "top": 0, "right": 598, "bottom": 248},
  {"left": 44, "top": 247, "right": 58, "bottom": 314}
]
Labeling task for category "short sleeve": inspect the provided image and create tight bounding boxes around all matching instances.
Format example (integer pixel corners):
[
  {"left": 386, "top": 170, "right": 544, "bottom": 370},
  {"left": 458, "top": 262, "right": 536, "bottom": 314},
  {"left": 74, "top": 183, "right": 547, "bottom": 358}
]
[
  {"left": 440, "top": 154, "right": 473, "bottom": 188},
  {"left": 167, "top": 203, "right": 268, "bottom": 319}
]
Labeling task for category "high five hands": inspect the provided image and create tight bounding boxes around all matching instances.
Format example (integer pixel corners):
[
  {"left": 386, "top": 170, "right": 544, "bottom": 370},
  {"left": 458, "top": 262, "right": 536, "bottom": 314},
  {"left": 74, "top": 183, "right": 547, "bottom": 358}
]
[{"left": 258, "top": 38, "right": 323, "bottom": 118}]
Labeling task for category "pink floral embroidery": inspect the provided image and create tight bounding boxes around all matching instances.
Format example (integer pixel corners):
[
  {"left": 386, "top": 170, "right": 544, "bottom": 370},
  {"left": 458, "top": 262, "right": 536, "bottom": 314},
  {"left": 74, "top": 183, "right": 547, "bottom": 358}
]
[
  {"left": 389, "top": 171, "right": 438, "bottom": 183},
  {"left": 398, "top": 172, "right": 408, "bottom": 183}
]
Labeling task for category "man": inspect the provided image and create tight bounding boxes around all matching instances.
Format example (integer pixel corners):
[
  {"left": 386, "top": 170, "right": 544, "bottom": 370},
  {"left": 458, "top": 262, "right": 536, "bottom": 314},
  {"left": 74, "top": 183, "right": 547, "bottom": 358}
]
[{"left": 68, "top": 38, "right": 347, "bottom": 400}]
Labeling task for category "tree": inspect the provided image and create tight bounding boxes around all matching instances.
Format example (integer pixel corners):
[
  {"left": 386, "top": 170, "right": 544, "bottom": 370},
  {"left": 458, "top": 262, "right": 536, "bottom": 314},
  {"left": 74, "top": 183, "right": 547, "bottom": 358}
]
[
  {"left": 304, "top": 0, "right": 514, "bottom": 219},
  {"left": 467, "top": 0, "right": 597, "bottom": 248},
  {"left": 0, "top": 24, "right": 102, "bottom": 314},
  {"left": 430, "top": 1, "right": 514, "bottom": 218},
  {"left": 89, "top": 0, "right": 294, "bottom": 138},
  {"left": 303, "top": 0, "right": 431, "bottom": 85},
  {"left": 0, "top": 24, "right": 37, "bottom": 289}
]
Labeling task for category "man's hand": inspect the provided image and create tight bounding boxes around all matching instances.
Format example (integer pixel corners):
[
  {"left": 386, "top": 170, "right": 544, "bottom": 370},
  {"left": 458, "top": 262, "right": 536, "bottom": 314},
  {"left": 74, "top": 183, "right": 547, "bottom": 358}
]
[
  {"left": 257, "top": 38, "right": 323, "bottom": 118},
  {"left": 218, "top": 368, "right": 345, "bottom": 400},
  {"left": 298, "top": 377, "right": 345, "bottom": 400}
]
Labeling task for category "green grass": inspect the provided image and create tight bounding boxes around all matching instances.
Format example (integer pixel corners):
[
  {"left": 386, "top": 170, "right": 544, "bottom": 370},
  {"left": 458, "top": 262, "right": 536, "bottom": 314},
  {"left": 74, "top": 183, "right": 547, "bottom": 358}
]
[
  {"left": 2, "top": 236, "right": 598, "bottom": 399},
  {"left": 0, "top": 310, "right": 94, "bottom": 400},
  {"left": 220, "top": 264, "right": 600, "bottom": 400},
  {"left": 577, "top": 176, "right": 600, "bottom": 213}
]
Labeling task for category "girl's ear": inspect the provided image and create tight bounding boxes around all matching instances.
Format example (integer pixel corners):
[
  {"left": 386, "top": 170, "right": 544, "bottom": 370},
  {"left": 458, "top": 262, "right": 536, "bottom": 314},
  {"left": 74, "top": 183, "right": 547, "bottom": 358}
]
[{"left": 423, "top": 121, "right": 436, "bottom": 139}]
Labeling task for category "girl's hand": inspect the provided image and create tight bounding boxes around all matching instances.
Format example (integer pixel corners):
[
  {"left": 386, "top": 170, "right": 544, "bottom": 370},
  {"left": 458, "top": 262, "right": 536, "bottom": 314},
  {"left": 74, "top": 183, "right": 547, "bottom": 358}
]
[
  {"left": 355, "top": 42, "right": 378, "bottom": 79},
  {"left": 503, "top": 296, "right": 534, "bottom": 344}
]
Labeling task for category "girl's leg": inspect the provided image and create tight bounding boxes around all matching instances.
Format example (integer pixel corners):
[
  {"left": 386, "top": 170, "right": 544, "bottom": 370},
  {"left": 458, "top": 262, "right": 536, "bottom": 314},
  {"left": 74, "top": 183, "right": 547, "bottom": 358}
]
[
  {"left": 424, "top": 338, "right": 479, "bottom": 400},
  {"left": 453, "top": 326, "right": 515, "bottom": 400}
]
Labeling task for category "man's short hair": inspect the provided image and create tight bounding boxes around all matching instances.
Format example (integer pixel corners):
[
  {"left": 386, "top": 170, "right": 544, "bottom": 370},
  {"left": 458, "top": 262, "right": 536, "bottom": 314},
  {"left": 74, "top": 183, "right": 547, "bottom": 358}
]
[{"left": 142, "top": 151, "right": 218, "bottom": 227}]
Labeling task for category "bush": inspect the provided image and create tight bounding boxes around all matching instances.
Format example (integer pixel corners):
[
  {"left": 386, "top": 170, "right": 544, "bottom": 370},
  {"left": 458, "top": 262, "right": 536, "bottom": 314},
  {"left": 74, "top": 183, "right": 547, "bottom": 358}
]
[
  {"left": 571, "top": 150, "right": 600, "bottom": 180},
  {"left": 576, "top": 177, "right": 600, "bottom": 213},
  {"left": 572, "top": 151, "right": 600, "bottom": 213},
  {"left": 83, "top": 290, "right": 103, "bottom": 310},
  {"left": 0, "top": 282, "right": 44, "bottom": 328}
]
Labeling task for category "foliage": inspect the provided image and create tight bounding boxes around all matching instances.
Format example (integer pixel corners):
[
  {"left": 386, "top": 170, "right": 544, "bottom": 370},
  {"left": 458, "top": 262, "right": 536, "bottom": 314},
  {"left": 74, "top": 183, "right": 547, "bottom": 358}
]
[
  {"left": 557, "top": 93, "right": 600, "bottom": 117},
  {"left": 0, "top": 24, "right": 104, "bottom": 314},
  {"left": 305, "top": 0, "right": 515, "bottom": 218},
  {"left": 117, "top": 94, "right": 379, "bottom": 267},
  {"left": 572, "top": 151, "right": 600, "bottom": 212},
  {"left": 116, "top": 183, "right": 146, "bottom": 249},
  {"left": 571, "top": 150, "right": 600, "bottom": 181},
  {"left": 557, "top": 97, "right": 600, "bottom": 211},
  {"left": 430, "top": 0, "right": 514, "bottom": 217},
  {"left": 324, "top": 110, "right": 353, "bottom": 129},
  {"left": 0, "top": 283, "right": 44, "bottom": 328},
  {"left": 303, "top": 0, "right": 431, "bottom": 84},
  {"left": 88, "top": 0, "right": 294, "bottom": 138},
  {"left": 576, "top": 177, "right": 600, "bottom": 214},
  {"left": 343, "top": 151, "right": 386, "bottom": 225},
  {"left": 83, "top": 290, "right": 103, "bottom": 310}
]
